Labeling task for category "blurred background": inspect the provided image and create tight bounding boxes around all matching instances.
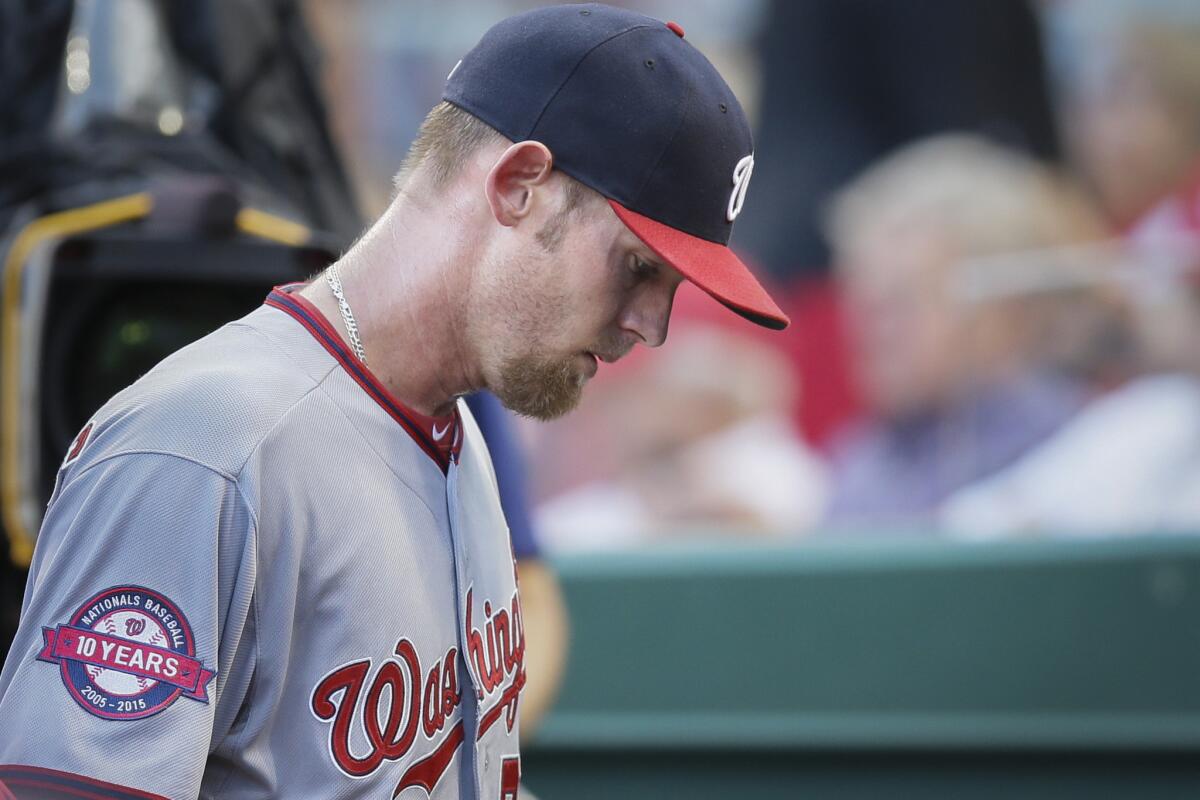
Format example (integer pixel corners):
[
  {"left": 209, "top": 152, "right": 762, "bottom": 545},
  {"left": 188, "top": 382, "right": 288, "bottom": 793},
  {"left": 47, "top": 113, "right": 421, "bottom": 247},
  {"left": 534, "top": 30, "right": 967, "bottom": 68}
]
[{"left": 4, "top": 0, "right": 1200, "bottom": 796}]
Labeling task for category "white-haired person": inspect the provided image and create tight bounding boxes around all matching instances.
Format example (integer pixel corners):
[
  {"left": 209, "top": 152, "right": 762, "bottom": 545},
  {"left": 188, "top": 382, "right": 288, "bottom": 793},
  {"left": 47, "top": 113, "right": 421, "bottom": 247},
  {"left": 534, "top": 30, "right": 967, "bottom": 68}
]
[{"left": 822, "top": 135, "right": 1114, "bottom": 526}]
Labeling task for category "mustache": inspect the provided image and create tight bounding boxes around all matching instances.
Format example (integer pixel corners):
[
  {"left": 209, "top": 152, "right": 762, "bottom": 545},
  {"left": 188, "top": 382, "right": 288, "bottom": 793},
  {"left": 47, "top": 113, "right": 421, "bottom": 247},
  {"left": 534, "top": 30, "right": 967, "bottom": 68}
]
[{"left": 588, "top": 335, "right": 636, "bottom": 363}]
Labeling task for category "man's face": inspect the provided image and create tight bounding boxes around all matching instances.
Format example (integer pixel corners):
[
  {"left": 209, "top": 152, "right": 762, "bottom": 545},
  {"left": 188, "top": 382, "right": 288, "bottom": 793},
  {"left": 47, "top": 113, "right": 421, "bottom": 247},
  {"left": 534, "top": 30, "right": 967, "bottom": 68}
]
[
  {"left": 473, "top": 179, "right": 684, "bottom": 420},
  {"left": 840, "top": 224, "right": 964, "bottom": 419}
]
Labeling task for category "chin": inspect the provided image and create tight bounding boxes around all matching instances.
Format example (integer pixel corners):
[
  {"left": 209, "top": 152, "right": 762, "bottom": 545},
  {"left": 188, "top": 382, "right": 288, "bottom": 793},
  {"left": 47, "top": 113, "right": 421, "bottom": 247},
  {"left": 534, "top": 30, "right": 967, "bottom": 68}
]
[{"left": 492, "top": 354, "right": 586, "bottom": 421}]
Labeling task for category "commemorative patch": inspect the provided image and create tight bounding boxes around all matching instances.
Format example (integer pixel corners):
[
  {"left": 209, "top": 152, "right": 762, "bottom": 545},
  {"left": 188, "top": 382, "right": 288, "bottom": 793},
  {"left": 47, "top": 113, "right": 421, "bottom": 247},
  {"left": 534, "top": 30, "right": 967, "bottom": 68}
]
[{"left": 36, "top": 585, "right": 215, "bottom": 720}]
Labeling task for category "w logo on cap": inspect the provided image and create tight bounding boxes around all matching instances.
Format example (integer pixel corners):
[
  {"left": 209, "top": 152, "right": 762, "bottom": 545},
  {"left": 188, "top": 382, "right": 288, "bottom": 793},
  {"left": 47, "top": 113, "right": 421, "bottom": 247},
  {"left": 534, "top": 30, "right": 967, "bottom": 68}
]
[{"left": 727, "top": 154, "right": 754, "bottom": 222}]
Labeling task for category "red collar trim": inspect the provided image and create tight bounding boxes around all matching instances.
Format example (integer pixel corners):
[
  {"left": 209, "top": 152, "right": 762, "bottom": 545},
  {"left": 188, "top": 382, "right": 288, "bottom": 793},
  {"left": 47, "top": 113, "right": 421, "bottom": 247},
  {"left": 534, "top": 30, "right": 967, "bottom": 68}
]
[{"left": 265, "top": 284, "right": 463, "bottom": 472}]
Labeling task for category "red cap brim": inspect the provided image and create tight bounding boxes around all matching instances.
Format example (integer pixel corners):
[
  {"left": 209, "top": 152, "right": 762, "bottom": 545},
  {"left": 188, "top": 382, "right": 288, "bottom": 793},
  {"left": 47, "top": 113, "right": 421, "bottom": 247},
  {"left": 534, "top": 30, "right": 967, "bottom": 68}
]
[{"left": 609, "top": 200, "right": 790, "bottom": 330}]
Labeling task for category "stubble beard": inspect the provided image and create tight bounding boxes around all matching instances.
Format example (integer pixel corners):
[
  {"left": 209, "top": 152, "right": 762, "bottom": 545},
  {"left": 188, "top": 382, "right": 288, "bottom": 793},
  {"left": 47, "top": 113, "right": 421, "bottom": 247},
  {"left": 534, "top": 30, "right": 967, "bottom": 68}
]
[
  {"left": 484, "top": 191, "right": 612, "bottom": 420},
  {"left": 493, "top": 352, "right": 585, "bottom": 421}
]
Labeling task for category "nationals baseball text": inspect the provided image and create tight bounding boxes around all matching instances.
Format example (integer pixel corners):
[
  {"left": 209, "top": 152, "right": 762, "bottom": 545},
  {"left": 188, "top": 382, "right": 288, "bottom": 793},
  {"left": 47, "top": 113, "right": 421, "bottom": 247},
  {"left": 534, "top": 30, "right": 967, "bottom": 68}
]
[
  {"left": 76, "top": 591, "right": 187, "bottom": 649},
  {"left": 35, "top": 586, "right": 215, "bottom": 720}
]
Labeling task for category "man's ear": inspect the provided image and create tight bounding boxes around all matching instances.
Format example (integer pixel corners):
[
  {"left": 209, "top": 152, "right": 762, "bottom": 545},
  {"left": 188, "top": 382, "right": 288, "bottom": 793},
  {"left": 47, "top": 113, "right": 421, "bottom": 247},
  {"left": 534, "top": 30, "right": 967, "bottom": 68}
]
[{"left": 484, "top": 141, "right": 554, "bottom": 227}]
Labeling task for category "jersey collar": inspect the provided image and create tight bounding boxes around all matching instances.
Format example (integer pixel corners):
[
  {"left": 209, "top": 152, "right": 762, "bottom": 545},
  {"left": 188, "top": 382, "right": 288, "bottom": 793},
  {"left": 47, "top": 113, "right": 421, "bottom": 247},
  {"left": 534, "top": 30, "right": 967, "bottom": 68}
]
[{"left": 265, "top": 284, "right": 464, "bottom": 472}]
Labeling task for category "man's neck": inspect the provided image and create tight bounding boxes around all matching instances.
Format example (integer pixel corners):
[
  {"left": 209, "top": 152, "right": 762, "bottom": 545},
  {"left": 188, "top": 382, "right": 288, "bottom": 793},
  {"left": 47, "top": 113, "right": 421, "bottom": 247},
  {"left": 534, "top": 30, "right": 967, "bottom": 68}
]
[{"left": 298, "top": 199, "right": 481, "bottom": 417}]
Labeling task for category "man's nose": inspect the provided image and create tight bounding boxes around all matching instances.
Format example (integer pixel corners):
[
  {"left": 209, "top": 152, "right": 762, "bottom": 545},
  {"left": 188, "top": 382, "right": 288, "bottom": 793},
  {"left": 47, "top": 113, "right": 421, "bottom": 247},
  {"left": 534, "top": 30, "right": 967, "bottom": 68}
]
[{"left": 621, "top": 285, "right": 677, "bottom": 348}]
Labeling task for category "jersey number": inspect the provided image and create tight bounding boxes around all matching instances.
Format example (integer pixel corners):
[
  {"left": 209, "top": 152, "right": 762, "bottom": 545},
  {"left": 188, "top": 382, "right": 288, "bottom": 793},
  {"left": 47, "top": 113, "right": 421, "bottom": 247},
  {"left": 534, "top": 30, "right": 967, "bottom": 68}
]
[{"left": 499, "top": 757, "right": 520, "bottom": 800}]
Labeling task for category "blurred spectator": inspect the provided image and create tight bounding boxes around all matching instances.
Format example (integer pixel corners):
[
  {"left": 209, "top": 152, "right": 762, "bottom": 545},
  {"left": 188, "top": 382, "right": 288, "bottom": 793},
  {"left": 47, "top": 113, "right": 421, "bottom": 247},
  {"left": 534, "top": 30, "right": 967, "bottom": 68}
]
[
  {"left": 533, "top": 288, "right": 827, "bottom": 550},
  {"left": 737, "top": 0, "right": 1059, "bottom": 281},
  {"left": 942, "top": 167, "right": 1200, "bottom": 535},
  {"left": 823, "top": 135, "right": 1110, "bottom": 526},
  {"left": 1048, "top": 0, "right": 1200, "bottom": 229},
  {"left": 937, "top": 0, "right": 1200, "bottom": 536}
]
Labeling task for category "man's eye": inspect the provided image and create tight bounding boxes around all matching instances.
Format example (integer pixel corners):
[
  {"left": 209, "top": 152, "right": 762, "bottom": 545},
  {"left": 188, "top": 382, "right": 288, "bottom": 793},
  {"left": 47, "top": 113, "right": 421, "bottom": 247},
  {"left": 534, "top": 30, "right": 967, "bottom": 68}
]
[{"left": 631, "top": 256, "right": 657, "bottom": 279}]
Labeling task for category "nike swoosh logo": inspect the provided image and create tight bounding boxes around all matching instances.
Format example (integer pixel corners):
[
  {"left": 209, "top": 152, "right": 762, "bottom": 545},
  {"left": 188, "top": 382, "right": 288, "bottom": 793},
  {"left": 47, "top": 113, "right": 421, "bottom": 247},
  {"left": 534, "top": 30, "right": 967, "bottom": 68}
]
[{"left": 432, "top": 422, "right": 451, "bottom": 440}]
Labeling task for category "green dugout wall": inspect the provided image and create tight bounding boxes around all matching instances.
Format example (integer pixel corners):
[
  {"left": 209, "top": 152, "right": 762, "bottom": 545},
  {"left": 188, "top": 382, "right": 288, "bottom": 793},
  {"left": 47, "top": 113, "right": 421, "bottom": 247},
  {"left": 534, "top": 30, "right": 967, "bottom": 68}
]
[{"left": 523, "top": 536, "right": 1200, "bottom": 798}]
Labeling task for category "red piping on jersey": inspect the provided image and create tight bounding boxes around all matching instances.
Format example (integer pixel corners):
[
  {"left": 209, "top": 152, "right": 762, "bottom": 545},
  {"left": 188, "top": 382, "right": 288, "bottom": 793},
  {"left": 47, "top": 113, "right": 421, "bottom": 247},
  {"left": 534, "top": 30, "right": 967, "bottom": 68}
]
[
  {"left": 0, "top": 766, "right": 167, "bottom": 800},
  {"left": 0, "top": 780, "right": 118, "bottom": 800},
  {"left": 265, "top": 285, "right": 463, "bottom": 472}
]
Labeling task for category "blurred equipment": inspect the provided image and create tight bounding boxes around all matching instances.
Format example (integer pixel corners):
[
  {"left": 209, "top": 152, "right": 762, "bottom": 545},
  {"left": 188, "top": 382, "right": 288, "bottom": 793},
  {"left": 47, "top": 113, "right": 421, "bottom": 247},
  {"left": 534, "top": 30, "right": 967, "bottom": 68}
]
[
  {"left": 0, "top": 0, "right": 360, "bottom": 238},
  {"left": 0, "top": 0, "right": 355, "bottom": 661}
]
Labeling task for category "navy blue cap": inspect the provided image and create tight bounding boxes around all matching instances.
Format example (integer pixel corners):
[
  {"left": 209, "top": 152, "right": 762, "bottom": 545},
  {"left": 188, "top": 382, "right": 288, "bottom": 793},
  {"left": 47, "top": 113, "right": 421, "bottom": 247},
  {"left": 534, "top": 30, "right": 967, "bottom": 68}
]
[{"left": 444, "top": 3, "right": 788, "bottom": 330}]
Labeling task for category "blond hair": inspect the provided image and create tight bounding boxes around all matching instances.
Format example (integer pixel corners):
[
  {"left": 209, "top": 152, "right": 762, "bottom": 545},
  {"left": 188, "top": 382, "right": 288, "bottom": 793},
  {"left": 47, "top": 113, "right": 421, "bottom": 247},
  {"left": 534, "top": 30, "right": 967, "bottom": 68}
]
[
  {"left": 394, "top": 101, "right": 596, "bottom": 226},
  {"left": 826, "top": 134, "right": 1104, "bottom": 259},
  {"left": 827, "top": 135, "right": 1127, "bottom": 381}
]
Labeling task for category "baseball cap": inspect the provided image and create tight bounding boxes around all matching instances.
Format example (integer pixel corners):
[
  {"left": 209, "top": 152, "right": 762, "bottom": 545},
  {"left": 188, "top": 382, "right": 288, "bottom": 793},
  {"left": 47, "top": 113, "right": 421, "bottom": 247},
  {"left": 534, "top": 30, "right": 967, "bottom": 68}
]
[{"left": 444, "top": 2, "right": 789, "bottom": 330}]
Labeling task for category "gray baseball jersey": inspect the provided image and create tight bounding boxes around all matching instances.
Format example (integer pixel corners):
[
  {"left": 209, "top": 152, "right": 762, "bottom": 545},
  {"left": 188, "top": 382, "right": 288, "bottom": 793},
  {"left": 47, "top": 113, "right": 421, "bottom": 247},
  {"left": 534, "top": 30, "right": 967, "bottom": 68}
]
[{"left": 0, "top": 286, "right": 524, "bottom": 799}]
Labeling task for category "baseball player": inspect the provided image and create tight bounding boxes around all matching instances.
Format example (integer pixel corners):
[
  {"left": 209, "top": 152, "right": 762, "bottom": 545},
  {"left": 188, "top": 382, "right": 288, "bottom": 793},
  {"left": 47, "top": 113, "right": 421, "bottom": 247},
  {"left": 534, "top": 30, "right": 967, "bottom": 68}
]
[{"left": 0, "top": 4, "right": 788, "bottom": 799}]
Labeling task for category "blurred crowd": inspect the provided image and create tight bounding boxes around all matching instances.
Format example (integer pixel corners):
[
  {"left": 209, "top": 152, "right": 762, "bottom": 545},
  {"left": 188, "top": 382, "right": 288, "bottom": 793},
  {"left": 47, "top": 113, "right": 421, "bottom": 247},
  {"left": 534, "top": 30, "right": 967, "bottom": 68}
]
[{"left": 306, "top": 0, "right": 1200, "bottom": 547}]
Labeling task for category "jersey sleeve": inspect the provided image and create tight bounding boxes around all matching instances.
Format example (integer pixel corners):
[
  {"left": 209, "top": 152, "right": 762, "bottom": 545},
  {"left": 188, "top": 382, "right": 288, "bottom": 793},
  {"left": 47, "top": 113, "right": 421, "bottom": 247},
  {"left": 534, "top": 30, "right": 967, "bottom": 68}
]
[{"left": 0, "top": 451, "right": 257, "bottom": 799}]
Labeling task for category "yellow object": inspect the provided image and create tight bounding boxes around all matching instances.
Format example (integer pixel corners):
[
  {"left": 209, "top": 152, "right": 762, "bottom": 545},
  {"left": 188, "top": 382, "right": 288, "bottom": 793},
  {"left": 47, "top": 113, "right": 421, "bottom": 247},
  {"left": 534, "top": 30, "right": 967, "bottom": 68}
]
[
  {"left": 236, "top": 208, "right": 311, "bottom": 246},
  {"left": 2, "top": 198, "right": 312, "bottom": 567},
  {"left": 2, "top": 193, "right": 153, "bottom": 567}
]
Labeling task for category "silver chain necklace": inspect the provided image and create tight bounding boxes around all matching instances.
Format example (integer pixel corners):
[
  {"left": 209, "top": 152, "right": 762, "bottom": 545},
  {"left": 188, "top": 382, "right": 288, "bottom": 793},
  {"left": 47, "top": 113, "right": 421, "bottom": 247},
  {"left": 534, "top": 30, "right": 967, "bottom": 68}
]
[{"left": 324, "top": 263, "right": 367, "bottom": 364}]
